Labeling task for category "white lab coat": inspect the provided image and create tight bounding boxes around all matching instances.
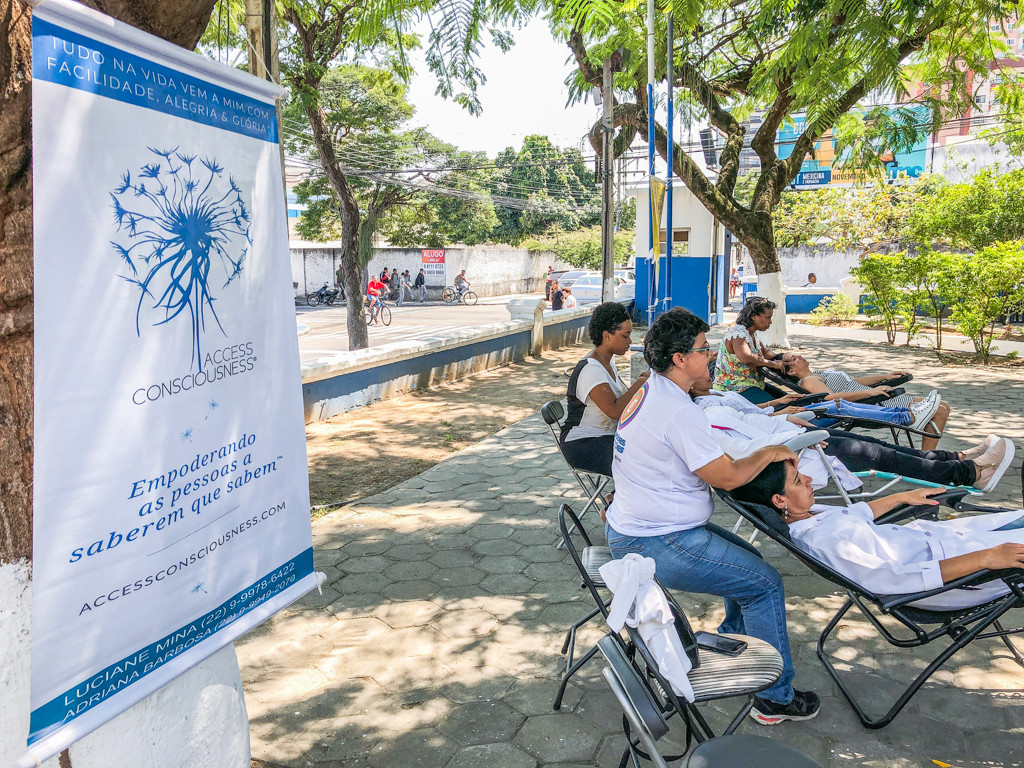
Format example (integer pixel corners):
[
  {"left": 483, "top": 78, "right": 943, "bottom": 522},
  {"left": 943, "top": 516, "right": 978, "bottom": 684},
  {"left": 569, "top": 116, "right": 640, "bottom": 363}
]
[
  {"left": 599, "top": 554, "right": 696, "bottom": 702},
  {"left": 792, "top": 503, "right": 1024, "bottom": 610},
  {"left": 700, "top": 406, "right": 861, "bottom": 491}
]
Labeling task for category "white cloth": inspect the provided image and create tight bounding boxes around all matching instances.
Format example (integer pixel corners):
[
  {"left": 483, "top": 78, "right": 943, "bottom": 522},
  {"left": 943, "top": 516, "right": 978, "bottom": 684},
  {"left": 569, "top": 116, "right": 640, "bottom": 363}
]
[
  {"left": 563, "top": 294, "right": 578, "bottom": 309},
  {"left": 564, "top": 357, "right": 626, "bottom": 441},
  {"left": 700, "top": 405, "right": 861, "bottom": 492},
  {"left": 600, "top": 554, "right": 695, "bottom": 702},
  {"left": 696, "top": 389, "right": 770, "bottom": 415},
  {"left": 607, "top": 373, "right": 725, "bottom": 537},
  {"left": 791, "top": 503, "right": 1024, "bottom": 610}
]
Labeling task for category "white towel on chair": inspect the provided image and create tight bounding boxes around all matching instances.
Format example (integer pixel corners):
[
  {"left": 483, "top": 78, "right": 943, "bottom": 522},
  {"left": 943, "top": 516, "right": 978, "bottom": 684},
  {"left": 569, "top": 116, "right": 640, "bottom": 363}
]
[{"left": 599, "top": 553, "right": 696, "bottom": 702}]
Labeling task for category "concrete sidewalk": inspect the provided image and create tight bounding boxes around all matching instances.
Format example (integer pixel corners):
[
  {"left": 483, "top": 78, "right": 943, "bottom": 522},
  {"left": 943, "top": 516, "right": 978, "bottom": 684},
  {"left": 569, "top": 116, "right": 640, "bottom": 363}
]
[{"left": 238, "top": 334, "right": 1024, "bottom": 768}]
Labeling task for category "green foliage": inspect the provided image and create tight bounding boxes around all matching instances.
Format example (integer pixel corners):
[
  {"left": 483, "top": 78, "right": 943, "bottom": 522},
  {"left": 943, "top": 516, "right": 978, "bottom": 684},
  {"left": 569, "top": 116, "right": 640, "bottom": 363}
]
[
  {"left": 774, "top": 177, "right": 939, "bottom": 253},
  {"left": 906, "top": 168, "right": 1024, "bottom": 252},
  {"left": 807, "top": 294, "right": 857, "bottom": 326},
  {"left": 853, "top": 248, "right": 1024, "bottom": 361},
  {"left": 553, "top": 0, "right": 1018, "bottom": 279},
  {"left": 851, "top": 254, "right": 904, "bottom": 344},
  {"left": 940, "top": 244, "right": 1024, "bottom": 362},
  {"left": 521, "top": 226, "right": 633, "bottom": 270}
]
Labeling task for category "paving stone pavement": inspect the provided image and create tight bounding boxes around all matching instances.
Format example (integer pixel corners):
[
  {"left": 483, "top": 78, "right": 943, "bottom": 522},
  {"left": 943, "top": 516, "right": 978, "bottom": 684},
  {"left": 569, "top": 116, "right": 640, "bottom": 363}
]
[{"left": 238, "top": 332, "right": 1024, "bottom": 768}]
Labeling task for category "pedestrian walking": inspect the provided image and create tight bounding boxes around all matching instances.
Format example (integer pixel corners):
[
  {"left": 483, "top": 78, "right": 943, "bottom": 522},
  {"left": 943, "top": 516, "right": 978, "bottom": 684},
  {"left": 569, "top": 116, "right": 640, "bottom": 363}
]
[
  {"left": 414, "top": 269, "right": 426, "bottom": 302},
  {"left": 398, "top": 271, "right": 413, "bottom": 306},
  {"left": 379, "top": 266, "right": 390, "bottom": 283}
]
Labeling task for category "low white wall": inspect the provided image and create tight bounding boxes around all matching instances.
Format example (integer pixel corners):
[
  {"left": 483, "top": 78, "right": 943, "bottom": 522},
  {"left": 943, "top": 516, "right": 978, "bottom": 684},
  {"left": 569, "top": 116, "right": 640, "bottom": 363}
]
[
  {"left": 301, "top": 305, "right": 593, "bottom": 422},
  {"left": 1, "top": 560, "right": 250, "bottom": 768},
  {"left": 290, "top": 244, "right": 574, "bottom": 299}
]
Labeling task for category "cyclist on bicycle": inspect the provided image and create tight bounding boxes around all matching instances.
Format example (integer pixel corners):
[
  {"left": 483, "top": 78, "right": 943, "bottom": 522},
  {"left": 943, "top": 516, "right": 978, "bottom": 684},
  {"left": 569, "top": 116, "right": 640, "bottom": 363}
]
[
  {"left": 366, "top": 276, "right": 387, "bottom": 324},
  {"left": 455, "top": 270, "right": 470, "bottom": 298}
]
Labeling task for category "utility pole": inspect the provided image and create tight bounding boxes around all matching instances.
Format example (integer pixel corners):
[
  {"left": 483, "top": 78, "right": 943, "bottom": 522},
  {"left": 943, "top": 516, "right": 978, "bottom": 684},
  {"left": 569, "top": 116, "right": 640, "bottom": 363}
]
[
  {"left": 245, "top": 0, "right": 287, "bottom": 199},
  {"left": 601, "top": 57, "right": 615, "bottom": 303}
]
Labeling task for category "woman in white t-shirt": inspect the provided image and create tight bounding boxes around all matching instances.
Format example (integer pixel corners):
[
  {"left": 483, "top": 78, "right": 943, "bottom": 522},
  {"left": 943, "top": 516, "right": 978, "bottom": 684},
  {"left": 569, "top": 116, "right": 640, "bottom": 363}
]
[
  {"left": 607, "top": 308, "right": 819, "bottom": 725},
  {"left": 560, "top": 303, "right": 650, "bottom": 476}
]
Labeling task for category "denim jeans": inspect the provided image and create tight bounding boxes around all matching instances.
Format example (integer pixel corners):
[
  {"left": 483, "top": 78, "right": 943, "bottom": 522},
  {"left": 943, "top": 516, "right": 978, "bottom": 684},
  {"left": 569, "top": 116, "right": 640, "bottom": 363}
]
[
  {"left": 809, "top": 400, "right": 912, "bottom": 427},
  {"left": 605, "top": 521, "right": 796, "bottom": 704}
]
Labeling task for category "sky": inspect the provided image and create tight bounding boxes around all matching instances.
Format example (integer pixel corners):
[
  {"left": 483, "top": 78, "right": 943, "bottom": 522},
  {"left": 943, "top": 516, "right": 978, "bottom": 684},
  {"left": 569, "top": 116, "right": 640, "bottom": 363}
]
[{"left": 405, "top": 17, "right": 603, "bottom": 158}]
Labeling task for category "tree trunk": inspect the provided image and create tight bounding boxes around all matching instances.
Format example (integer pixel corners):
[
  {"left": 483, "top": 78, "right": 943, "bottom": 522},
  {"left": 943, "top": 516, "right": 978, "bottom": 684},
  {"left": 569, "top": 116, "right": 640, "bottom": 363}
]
[
  {"left": 302, "top": 99, "right": 368, "bottom": 350},
  {"left": 0, "top": 0, "right": 216, "bottom": 564},
  {"left": 740, "top": 212, "right": 789, "bottom": 347}
]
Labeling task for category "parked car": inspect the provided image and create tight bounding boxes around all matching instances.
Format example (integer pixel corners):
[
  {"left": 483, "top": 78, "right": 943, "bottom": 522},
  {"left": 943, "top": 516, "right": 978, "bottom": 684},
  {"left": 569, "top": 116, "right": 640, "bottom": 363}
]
[
  {"left": 615, "top": 269, "right": 636, "bottom": 283},
  {"left": 556, "top": 270, "right": 591, "bottom": 290},
  {"left": 568, "top": 273, "right": 635, "bottom": 305}
]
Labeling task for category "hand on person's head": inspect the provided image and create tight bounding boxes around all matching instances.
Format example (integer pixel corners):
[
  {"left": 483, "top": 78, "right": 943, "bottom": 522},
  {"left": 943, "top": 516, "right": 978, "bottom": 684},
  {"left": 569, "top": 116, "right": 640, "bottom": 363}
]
[
  {"left": 770, "top": 445, "right": 799, "bottom": 463},
  {"left": 982, "top": 543, "right": 1024, "bottom": 572}
]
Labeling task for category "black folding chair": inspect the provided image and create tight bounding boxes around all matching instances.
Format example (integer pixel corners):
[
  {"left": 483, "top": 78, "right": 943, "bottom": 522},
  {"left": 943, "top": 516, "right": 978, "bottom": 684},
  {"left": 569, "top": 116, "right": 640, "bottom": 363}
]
[
  {"left": 717, "top": 488, "right": 1024, "bottom": 729},
  {"left": 624, "top": 587, "right": 783, "bottom": 744},
  {"left": 599, "top": 636, "right": 819, "bottom": 768},
  {"left": 541, "top": 400, "right": 611, "bottom": 529},
  {"left": 554, "top": 503, "right": 612, "bottom": 710}
]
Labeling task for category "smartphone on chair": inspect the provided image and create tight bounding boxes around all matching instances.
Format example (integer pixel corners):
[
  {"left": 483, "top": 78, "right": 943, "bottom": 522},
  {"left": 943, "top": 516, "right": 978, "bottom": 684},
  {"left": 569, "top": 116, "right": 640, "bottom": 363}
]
[{"left": 695, "top": 631, "right": 747, "bottom": 657}]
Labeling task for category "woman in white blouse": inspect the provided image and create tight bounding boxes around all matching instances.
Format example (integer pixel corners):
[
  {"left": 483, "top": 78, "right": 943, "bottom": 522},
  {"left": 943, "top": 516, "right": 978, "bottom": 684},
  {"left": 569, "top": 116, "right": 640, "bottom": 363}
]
[
  {"left": 560, "top": 302, "right": 649, "bottom": 476},
  {"left": 733, "top": 460, "right": 1024, "bottom": 610}
]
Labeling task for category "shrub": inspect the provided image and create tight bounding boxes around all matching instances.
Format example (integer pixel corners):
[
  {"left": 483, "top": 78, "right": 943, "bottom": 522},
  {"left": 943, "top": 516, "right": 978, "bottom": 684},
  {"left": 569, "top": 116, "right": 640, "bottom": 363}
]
[{"left": 807, "top": 293, "right": 858, "bottom": 325}]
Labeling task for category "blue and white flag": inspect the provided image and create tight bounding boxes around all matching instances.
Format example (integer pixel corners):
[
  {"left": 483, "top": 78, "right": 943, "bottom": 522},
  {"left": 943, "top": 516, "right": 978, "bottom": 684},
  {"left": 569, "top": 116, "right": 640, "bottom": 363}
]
[{"left": 25, "top": 1, "right": 316, "bottom": 763}]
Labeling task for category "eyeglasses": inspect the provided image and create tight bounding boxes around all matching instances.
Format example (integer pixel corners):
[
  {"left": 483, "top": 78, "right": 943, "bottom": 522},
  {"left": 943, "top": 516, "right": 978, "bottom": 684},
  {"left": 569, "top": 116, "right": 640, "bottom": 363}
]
[{"left": 689, "top": 345, "right": 714, "bottom": 355}]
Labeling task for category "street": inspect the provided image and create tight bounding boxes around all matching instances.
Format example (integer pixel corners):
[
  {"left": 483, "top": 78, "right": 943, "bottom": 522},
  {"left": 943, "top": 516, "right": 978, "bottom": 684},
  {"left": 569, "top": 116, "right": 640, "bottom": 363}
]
[{"left": 295, "top": 294, "right": 532, "bottom": 360}]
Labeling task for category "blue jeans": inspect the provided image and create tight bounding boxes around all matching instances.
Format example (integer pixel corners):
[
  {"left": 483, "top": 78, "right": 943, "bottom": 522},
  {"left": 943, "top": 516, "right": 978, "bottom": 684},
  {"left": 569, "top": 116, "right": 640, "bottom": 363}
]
[
  {"left": 809, "top": 400, "right": 911, "bottom": 427},
  {"left": 606, "top": 521, "right": 796, "bottom": 704}
]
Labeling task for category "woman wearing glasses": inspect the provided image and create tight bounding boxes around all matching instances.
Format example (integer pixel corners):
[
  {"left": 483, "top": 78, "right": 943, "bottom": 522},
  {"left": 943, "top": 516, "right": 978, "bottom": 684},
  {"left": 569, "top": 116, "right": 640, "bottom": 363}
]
[{"left": 606, "top": 308, "right": 820, "bottom": 725}]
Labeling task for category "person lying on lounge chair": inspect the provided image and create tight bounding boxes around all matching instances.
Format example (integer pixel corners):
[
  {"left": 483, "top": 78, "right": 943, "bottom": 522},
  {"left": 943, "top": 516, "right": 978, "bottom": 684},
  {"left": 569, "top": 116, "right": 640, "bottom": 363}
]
[
  {"left": 733, "top": 460, "right": 1024, "bottom": 610},
  {"left": 690, "top": 372, "right": 1016, "bottom": 493},
  {"left": 783, "top": 355, "right": 949, "bottom": 450}
]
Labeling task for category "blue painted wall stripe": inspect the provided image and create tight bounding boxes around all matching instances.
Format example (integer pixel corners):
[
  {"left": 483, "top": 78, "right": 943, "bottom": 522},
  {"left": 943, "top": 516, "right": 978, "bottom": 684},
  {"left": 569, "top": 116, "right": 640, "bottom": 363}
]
[
  {"left": 304, "top": 331, "right": 532, "bottom": 414},
  {"left": 32, "top": 17, "right": 278, "bottom": 143}
]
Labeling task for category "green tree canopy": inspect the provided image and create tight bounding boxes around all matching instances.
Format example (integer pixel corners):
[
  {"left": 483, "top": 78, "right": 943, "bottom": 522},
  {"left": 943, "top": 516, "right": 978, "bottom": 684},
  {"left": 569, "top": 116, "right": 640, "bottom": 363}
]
[{"left": 553, "top": 0, "right": 1022, "bottom": 340}]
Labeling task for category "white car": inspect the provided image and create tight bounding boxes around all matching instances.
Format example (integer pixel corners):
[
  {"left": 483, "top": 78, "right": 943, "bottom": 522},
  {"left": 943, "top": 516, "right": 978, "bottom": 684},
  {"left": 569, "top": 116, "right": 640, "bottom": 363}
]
[
  {"left": 557, "top": 270, "right": 591, "bottom": 289},
  {"left": 568, "top": 273, "right": 635, "bottom": 304},
  {"left": 615, "top": 269, "right": 636, "bottom": 283}
]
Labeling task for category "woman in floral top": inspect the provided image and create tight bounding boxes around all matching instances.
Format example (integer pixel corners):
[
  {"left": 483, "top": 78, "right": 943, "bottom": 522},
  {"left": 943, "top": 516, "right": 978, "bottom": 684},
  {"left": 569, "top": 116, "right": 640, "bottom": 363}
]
[{"left": 712, "top": 297, "right": 792, "bottom": 403}]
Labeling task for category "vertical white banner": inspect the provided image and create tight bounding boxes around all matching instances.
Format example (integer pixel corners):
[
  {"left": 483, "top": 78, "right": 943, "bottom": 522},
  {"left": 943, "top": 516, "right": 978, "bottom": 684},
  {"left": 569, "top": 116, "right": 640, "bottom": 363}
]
[{"left": 25, "top": 1, "right": 316, "bottom": 763}]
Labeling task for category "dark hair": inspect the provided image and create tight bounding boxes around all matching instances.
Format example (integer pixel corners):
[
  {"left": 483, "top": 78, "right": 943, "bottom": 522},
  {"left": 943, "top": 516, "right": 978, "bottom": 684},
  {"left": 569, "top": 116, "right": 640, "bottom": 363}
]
[
  {"left": 808, "top": 272, "right": 816, "bottom": 280},
  {"left": 732, "top": 461, "right": 788, "bottom": 514},
  {"left": 588, "top": 302, "right": 631, "bottom": 346},
  {"left": 642, "top": 307, "right": 710, "bottom": 373},
  {"left": 736, "top": 296, "right": 777, "bottom": 328}
]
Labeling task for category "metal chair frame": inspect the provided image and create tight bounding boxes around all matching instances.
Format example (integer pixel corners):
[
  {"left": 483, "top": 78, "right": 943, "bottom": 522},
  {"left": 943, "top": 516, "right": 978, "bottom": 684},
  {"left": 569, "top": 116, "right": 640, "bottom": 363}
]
[
  {"left": 718, "top": 488, "right": 1024, "bottom": 729},
  {"left": 541, "top": 400, "right": 611, "bottom": 540}
]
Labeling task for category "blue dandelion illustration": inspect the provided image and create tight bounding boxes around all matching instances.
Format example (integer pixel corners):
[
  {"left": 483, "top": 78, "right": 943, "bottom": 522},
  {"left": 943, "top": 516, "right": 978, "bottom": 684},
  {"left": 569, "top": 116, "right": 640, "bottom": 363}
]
[
  {"left": 204, "top": 399, "right": 220, "bottom": 421},
  {"left": 191, "top": 581, "right": 207, "bottom": 595},
  {"left": 110, "top": 147, "right": 251, "bottom": 372},
  {"left": 181, "top": 427, "right": 193, "bottom": 443}
]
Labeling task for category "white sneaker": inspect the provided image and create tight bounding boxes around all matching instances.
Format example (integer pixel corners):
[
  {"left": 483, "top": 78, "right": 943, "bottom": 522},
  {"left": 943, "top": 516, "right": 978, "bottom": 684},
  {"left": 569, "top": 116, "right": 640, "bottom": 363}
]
[
  {"left": 973, "top": 438, "right": 1016, "bottom": 493},
  {"left": 909, "top": 396, "right": 940, "bottom": 432}
]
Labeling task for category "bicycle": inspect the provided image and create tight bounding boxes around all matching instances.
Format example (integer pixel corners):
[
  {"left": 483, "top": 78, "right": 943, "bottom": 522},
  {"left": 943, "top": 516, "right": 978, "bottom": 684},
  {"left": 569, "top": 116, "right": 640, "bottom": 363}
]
[
  {"left": 441, "top": 286, "right": 478, "bottom": 305},
  {"left": 365, "top": 298, "right": 392, "bottom": 326}
]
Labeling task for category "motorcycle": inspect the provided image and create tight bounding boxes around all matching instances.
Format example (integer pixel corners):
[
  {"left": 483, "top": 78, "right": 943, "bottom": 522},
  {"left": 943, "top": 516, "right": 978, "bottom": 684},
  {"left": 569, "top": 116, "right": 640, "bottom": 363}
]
[{"left": 306, "top": 283, "right": 343, "bottom": 307}]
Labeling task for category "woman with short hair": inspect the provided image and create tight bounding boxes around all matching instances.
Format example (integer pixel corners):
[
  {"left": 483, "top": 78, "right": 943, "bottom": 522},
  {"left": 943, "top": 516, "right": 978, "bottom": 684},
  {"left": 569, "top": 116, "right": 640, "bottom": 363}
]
[
  {"left": 606, "top": 307, "right": 819, "bottom": 725},
  {"left": 560, "top": 303, "right": 648, "bottom": 476}
]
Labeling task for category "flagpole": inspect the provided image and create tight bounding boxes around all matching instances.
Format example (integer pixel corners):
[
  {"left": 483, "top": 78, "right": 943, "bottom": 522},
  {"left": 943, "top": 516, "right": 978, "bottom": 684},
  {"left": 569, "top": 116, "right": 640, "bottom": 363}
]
[{"left": 646, "top": 0, "right": 656, "bottom": 327}]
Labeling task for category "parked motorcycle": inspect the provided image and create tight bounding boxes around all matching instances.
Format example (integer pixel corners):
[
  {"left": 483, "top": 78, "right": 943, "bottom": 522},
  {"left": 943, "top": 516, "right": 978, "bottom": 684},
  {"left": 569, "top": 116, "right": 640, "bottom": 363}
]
[{"left": 306, "top": 283, "right": 343, "bottom": 307}]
